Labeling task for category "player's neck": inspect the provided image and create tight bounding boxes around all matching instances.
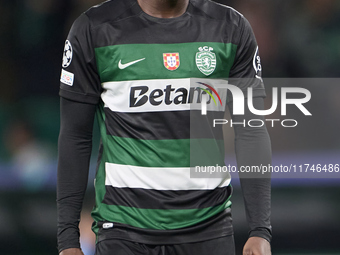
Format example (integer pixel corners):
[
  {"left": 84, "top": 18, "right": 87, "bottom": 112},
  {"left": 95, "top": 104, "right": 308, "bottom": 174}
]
[{"left": 137, "top": 0, "right": 189, "bottom": 18}]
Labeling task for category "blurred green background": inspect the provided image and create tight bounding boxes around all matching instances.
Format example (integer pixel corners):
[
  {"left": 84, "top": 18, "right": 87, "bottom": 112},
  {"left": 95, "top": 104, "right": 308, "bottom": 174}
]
[{"left": 0, "top": 0, "right": 340, "bottom": 254}]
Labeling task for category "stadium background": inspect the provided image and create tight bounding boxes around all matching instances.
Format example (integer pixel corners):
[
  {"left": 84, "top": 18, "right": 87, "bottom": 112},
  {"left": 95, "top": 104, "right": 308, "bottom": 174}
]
[{"left": 0, "top": 0, "right": 339, "bottom": 254}]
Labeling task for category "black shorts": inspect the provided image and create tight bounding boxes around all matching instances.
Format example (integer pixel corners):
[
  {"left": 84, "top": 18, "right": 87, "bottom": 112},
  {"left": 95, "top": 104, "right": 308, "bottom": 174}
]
[{"left": 95, "top": 235, "right": 235, "bottom": 255}]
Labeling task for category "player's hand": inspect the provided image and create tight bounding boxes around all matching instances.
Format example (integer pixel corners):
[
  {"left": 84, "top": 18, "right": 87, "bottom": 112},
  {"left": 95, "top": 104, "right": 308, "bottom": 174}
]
[
  {"left": 243, "top": 236, "right": 271, "bottom": 255},
  {"left": 59, "top": 248, "right": 84, "bottom": 255}
]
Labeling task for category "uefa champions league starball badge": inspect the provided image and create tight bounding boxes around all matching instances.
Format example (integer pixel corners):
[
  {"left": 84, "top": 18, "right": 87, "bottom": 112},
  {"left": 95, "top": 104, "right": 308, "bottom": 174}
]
[{"left": 62, "top": 40, "right": 73, "bottom": 68}]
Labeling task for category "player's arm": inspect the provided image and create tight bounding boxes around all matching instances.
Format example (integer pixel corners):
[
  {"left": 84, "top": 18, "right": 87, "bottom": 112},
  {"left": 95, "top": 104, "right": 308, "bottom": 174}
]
[
  {"left": 57, "top": 13, "right": 101, "bottom": 254},
  {"left": 228, "top": 98, "right": 272, "bottom": 255},
  {"left": 57, "top": 98, "right": 96, "bottom": 254},
  {"left": 228, "top": 14, "right": 272, "bottom": 255}
]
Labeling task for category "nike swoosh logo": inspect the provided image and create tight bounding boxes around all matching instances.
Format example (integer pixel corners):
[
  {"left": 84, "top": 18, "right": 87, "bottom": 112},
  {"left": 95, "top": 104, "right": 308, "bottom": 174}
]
[{"left": 118, "top": 58, "right": 145, "bottom": 69}]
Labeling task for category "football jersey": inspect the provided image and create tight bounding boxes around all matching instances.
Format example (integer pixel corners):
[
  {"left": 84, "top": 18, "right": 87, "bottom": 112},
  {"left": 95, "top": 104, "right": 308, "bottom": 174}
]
[{"left": 59, "top": 0, "right": 265, "bottom": 244}]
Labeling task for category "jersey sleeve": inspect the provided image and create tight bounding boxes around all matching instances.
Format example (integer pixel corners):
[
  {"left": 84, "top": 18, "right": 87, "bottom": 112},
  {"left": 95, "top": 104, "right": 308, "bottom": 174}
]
[
  {"left": 59, "top": 13, "right": 102, "bottom": 104},
  {"left": 229, "top": 15, "right": 266, "bottom": 99}
]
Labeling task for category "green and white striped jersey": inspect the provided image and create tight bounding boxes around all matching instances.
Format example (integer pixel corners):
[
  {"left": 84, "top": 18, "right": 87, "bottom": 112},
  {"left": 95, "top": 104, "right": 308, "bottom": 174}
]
[{"left": 59, "top": 0, "right": 265, "bottom": 244}]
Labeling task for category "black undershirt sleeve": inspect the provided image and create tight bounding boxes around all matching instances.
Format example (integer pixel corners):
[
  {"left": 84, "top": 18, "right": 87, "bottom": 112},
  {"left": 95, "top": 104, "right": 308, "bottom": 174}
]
[
  {"left": 228, "top": 97, "right": 272, "bottom": 242},
  {"left": 57, "top": 97, "right": 96, "bottom": 253}
]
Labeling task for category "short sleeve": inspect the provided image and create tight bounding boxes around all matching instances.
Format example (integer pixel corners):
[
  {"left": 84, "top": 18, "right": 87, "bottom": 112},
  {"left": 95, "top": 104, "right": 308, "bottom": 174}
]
[
  {"left": 59, "top": 13, "right": 102, "bottom": 104},
  {"left": 229, "top": 16, "right": 266, "bottom": 99}
]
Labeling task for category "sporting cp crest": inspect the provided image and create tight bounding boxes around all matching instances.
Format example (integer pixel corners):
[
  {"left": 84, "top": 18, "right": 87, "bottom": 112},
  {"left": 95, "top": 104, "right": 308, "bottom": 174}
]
[
  {"left": 163, "top": 53, "right": 180, "bottom": 71},
  {"left": 196, "top": 46, "right": 216, "bottom": 76}
]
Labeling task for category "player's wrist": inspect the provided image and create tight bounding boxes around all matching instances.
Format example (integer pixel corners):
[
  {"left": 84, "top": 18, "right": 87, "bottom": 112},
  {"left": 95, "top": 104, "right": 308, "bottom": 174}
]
[
  {"left": 58, "top": 242, "right": 81, "bottom": 254},
  {"left": 248, "top": 227, "right": 272, "bottom": 243},
  {"left": 59, "top": 247, "right": 83, "bottom": 255}
]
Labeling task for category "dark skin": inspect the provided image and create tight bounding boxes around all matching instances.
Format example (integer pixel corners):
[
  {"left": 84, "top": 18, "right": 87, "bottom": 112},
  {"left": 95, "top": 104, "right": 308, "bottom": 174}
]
[
  {"left": 137, "top": 0, "right": 189, "bottom": 18},
  {"left": 60, "top": 1, "right": 271, "bottom": 254}
]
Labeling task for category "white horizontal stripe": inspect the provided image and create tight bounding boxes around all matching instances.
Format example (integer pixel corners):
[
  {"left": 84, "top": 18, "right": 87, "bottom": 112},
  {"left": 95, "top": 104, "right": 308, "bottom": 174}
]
[
  {"left": 105, "top": 162, "right": 231, "bottom": 190},
  {"left": 101, "top": 78, "right": 228, "bottom": 113}
]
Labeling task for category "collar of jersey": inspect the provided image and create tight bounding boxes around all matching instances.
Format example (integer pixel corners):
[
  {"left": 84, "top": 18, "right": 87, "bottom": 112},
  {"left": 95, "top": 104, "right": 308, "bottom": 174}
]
[{"left": 132, "top": 0, "right": 192, "bottom": 23}]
